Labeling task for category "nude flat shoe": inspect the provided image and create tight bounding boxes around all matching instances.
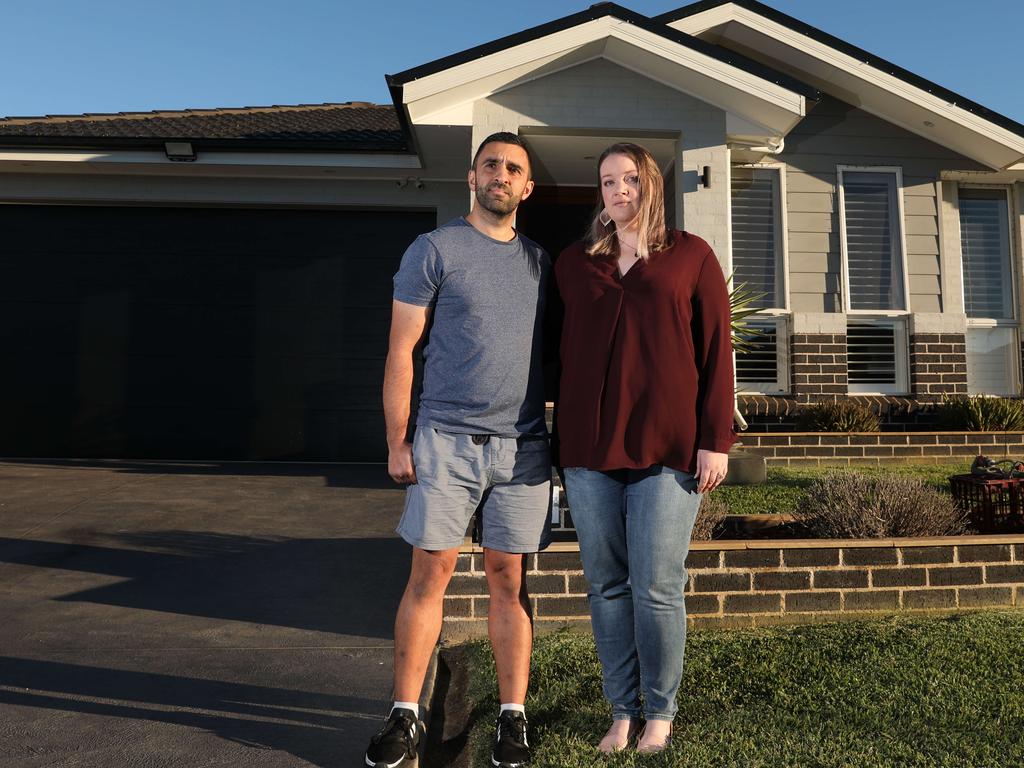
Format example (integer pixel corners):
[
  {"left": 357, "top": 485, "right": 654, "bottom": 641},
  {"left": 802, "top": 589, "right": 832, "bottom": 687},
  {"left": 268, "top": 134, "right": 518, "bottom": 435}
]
[
  {"left": 635, "top": 722, "right": 672, "bottom": 754},
  {"left": 597, "top": 719, "right": 640, "bottom": 754}
]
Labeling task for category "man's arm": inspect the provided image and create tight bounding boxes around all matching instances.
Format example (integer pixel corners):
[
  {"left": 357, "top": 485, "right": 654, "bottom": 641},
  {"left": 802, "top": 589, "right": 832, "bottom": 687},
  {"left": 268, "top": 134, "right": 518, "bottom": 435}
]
[{"left": 383, "top": 300, "right": 432, "bottom": 484}]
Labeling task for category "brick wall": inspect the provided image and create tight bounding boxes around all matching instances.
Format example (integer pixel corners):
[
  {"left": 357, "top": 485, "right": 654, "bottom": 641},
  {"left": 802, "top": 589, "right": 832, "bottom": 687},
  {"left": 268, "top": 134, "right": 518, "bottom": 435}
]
[
  {"left": 791, "top": 333, "right": 847, "bottom": 403},
  {"left": 442, "top": 537, "right": 1024, "bottom": 636},
  {"left": 910, "top": 333, "right": 968, "bottom": 402},
  {"left": 739, "top": 431, "right": 1024, "bottom": 465}
]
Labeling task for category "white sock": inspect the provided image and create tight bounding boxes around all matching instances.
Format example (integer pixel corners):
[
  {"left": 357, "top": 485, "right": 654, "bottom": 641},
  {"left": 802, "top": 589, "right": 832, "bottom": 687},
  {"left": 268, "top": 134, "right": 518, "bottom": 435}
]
[
  {"left": 500, "top": 703, "right": 526, "bottom": 716},
  {"left": 392, "top": 701, "right": 419, "bottom": 717}
]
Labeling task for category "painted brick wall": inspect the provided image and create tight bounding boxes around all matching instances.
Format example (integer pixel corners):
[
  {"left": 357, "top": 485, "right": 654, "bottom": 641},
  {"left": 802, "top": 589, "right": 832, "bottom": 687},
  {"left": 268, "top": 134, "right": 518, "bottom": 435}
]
[
  {"left": 910, "top": 333, "right": 968, "bottom": 401},
  {"left": 791, "top": 333, "right": 847, "bottom": 402},
  {"left": 739, "top": 431, "right": 1024, "bottom": 465},
  {"left": 443, "top": 537, "right": 1024, "bottom": 636}
]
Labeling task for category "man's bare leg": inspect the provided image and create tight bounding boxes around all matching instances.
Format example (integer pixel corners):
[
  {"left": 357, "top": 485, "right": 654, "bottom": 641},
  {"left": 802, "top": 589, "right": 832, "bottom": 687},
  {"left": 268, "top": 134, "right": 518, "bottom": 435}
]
[
  {"left": 484, "top": 549, "right": 533, "bottom": 704},
  {"left": 393, "top": 546, "right": 459, "bottom": 702}
]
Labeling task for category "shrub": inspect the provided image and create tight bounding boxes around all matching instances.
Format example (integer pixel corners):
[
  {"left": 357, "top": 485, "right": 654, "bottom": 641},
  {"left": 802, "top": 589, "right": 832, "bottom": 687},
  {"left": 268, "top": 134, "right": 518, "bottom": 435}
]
[
  {"left": 793, "top": 472, "right": 968, "bottom": 538},
  {"left": 692, "top": 493, "right": 728, "bottom": 540},
  {"left": 797, "top": 400, "right": 880, "bottom": 432},
  {"left": 935, "top": 395, "right": 1024, "bottom": 432}
]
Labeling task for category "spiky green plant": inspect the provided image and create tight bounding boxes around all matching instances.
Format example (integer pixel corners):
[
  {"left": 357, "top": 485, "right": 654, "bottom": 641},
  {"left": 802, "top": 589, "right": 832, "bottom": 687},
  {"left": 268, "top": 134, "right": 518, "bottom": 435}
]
[
  {"left": 936, "top": 395, "right": 1024, "bottom": 432},
  {"left": 728, "top": 276, "right": 767, "bottom": 354}
]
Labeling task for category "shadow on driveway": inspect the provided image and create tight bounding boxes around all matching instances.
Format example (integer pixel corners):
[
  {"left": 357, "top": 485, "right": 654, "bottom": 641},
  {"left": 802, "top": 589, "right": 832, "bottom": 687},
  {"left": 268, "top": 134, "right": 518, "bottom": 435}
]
[{"left": 0, "top": 532, "right": 410, "bottom": 639}]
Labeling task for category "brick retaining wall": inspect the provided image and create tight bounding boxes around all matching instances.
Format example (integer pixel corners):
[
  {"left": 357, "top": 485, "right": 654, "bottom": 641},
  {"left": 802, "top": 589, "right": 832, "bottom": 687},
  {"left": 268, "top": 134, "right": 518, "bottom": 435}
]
[
  {"left": 738, "top": 431, "right": 1024, "bottom": 465},
  {"left": 442, "top": 536, "right": 1024, "bottom": 637}
]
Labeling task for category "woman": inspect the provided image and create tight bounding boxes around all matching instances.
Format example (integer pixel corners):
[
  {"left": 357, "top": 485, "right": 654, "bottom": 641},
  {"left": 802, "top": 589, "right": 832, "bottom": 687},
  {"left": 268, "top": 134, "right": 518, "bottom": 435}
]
[{"left": 554, "top": 143, "right": 734, "bottom": 754}]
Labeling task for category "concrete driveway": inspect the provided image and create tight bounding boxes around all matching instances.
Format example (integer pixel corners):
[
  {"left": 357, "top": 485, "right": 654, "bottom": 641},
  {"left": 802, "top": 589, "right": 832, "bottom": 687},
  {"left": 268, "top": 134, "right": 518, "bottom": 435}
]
[{"left": 0, "top": 459, "right": 413, "bottom": 767}]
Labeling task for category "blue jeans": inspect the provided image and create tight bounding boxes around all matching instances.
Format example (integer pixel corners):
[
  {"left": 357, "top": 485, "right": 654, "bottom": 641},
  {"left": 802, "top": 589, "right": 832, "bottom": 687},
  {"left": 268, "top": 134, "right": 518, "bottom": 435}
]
[{"left": 563, "top": 465, "right": 702, "bottom": 721}]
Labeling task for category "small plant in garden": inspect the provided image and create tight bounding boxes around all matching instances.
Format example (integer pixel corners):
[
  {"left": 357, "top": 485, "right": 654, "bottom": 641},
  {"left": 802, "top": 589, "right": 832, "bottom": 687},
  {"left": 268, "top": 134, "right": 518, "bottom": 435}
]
[
  {"left": 796, "top": 400, "right": 880, "bottom": 432},
  {"left": 936, "top": 394, "right": 1024, "bottom": 432},
  {"left": 793, "top": 472, "right": 968, "bottom": 538},
  {"left": 691, "top": 493, "right": 728, "bottom": 540}
]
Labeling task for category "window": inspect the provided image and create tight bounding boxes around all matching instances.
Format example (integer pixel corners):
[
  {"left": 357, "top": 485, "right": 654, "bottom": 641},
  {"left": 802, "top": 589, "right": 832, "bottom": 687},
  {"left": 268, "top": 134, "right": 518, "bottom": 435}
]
[
  {"left": 731, "top": 166, "right": 786, "bottom": 310},
  {"left": 959, "top": 187, "right": 1018, "bottom": 396},
  {"left": 961, "top": 188, "right": 1012, "bottom": 318},
  {"left": 966, "top": 327, "right": 1017, "bottom": 397},
  {"left": 838, "top": 169, "right": 908, "bottom": 312},
  {"left": 847, "top": 319, "right": 908, "bottom": 395},
  {"left": 735, "top": 318, "right": 788, "bottom": 394}
]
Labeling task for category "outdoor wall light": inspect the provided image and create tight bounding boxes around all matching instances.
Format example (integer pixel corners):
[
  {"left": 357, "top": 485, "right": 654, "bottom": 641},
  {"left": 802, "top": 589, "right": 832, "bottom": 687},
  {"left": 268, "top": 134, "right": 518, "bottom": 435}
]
[
  {"left": 164, "top": 141, "right": 196, "bottom": 162},
  {"left": 699, "top": 165, "right": 711, "bottom": 188}
]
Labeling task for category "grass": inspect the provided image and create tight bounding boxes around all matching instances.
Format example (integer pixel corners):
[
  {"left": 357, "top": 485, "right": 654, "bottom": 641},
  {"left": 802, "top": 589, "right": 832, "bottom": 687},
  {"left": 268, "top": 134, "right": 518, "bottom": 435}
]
[
  {"left": 716, "top": 462, "right": 972, "bottom": 516},
  {"left": 463, "top": 611, "right": 1024, "bottom": 767}
]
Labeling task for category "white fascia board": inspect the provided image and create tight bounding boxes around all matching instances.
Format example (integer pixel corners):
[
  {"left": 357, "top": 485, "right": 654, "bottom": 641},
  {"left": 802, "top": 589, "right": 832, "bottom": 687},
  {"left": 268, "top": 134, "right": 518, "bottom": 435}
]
[
  {"left": 403, "top": 18, "right": 612, "bottom": 104},
  {"left": 0, "top": 148, "right": 421, "bottom": 169},
  {"left": 402, "top": 15, "right": 805, "bottom": 131},
  {"left": 668, "top": 5, "right": 1024, "bottom": 169},
  {"left": 608, "top": 19, "right": 803, "bottom": 116},
  {"left": 602, "top": 36, "right": 803, "bottom": 135},
  {"left": 406, "top": 46, "right": 602, "bottom": 125}
]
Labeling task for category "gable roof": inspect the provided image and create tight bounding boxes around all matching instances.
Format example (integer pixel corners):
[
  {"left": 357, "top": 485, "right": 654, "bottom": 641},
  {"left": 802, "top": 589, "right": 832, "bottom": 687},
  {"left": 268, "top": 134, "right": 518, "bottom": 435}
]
[
  {"left": 657, "top": 0, "right": 1024, "bottom": 169},
  {"left": 387, "top": 2, "right": 818, "bottom": 100},
  {"left": 0, "top": 103, "right": 407, "bottom": 152},
  {"left": 657, "top": 0, "right": 1024, "bottom": 138},
  {"left": 386, "top": 1, "right": 818, "bottom": 143}
]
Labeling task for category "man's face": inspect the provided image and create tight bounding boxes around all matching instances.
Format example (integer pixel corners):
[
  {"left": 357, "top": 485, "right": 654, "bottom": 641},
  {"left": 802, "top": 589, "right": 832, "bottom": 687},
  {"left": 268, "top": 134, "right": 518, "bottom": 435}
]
[{"left": 468, "top": 142, "right": 535, "bottom": 216}]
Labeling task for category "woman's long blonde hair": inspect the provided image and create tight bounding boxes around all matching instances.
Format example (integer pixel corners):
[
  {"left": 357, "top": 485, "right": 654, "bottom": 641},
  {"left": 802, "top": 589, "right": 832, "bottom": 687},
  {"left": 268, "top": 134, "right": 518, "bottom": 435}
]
[{"left": 584, "top": 142, "right": 671, "bottom": 259}]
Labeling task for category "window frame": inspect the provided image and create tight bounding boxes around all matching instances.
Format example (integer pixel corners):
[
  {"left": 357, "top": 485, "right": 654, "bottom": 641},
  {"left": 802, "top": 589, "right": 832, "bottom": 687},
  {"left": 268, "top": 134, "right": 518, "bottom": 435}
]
[
  {"left": 846, "top": 316, "right": 910, "bottom": 396},
  {"left": 958, "top": 183, "right": 1020, "bottom": 396},
  {"left": 730, "top": 162, "right": 790, "bottom": 312},
  {"left": 734, "top": 314, "right": 790, "bottom": 395},
  {"left": 837, "top": 165, "right": 911, "bottom": 316}
]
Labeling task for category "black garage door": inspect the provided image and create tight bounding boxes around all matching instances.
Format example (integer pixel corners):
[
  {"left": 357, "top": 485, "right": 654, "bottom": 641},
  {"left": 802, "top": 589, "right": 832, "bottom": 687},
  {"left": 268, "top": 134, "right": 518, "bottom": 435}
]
[{"left": 0, "top": 204, "right": 434, "bottom": 461}]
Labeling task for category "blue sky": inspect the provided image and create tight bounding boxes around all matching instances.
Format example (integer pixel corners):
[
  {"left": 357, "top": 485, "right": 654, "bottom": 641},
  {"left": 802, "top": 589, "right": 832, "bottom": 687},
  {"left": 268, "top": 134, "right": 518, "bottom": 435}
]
[{"left": 1, "top": 0, "right": 1021, "bottom": 123}]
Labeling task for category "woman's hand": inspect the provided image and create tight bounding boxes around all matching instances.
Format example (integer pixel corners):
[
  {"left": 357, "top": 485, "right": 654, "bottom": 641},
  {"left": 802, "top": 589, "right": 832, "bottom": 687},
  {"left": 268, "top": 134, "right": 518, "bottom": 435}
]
[{"left": 695, "top": 449, "right": 728, "bottom": 493}]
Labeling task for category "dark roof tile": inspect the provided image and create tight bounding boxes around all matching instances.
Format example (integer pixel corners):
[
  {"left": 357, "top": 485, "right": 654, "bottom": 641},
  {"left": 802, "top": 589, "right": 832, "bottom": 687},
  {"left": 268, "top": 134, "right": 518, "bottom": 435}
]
[{"left": 0, "top": 103, "right": 408, "bottom": 151}]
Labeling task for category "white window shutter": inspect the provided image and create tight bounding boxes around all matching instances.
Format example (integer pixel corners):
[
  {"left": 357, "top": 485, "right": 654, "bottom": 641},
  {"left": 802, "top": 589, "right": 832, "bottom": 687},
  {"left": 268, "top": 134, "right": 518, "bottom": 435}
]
[
  {"left": 736, "top": 319, "right": 786, "bottom": 393},
  {"left": 842, "top": 172, "right": 905, "bottom": 311},
  {"left": 731, "top": 168, "right": 779, "bottom": 310},
  {"left": 847, "top": 320, "right": 908, "bottom": 394},
  {"left": 966, "top": 327, "right": 1017, "bottom": 396},
  {"left": 959, "top": 189, "right": 1012, "bottom": 319}
]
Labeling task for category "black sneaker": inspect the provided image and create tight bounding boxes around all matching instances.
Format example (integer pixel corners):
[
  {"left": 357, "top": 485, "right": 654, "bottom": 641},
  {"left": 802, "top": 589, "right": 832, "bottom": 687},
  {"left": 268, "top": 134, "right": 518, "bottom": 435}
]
[
  {"left": 364, "top": 707, "right": 423, "bottom": 768},
  {"left": 491, "top": 710, "right": 530, "bottom": 767}
]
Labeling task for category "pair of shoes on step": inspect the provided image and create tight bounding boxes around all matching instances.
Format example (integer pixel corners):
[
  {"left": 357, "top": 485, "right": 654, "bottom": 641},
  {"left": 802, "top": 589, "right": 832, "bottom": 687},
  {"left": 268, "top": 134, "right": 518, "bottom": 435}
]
[
  {"left": 364, "top": 707, "right": 532, "bottom": 767},
  {"left": 598, "top": 719, "right": 672, "bottom": 755}
]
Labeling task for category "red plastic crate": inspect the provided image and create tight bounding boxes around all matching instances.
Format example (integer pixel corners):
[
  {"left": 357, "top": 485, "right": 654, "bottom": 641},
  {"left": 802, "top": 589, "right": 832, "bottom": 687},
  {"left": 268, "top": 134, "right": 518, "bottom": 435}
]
[{"left": 948, "top": 474, "right": 1024, "bottom": 533}]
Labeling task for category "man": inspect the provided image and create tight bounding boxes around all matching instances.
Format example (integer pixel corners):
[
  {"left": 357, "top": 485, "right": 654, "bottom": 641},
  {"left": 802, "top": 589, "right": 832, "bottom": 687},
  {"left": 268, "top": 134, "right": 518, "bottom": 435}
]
[{"left": 365, "top": 132, "right": 551, "bottom": 768}]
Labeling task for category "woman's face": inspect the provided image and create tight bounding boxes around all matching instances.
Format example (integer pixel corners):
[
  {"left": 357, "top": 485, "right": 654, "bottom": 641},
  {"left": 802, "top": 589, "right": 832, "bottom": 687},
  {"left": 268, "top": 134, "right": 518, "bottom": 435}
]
[{"left": 599, "top": 153, "right": 641, "bottom": 227}]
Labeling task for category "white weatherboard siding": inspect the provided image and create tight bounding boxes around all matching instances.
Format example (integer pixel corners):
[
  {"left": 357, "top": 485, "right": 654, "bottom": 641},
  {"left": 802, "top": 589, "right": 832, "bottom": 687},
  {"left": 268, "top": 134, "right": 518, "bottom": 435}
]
[{"left": 779, "top": 96, "right": 985, "bottom": 315}]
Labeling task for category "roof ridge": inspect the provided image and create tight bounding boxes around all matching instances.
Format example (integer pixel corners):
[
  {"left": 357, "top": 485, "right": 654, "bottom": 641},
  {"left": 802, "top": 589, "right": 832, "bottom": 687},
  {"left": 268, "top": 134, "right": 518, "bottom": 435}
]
[{"left": 0, "top": 102, "right": 392, "bottom": 125}]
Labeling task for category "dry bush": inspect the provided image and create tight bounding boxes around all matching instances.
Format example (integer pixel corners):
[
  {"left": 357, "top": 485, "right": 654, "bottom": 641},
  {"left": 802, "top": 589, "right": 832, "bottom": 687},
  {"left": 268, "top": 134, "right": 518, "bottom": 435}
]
[
  {"left": 793, "top": 472, "right": 968, "bottom": 539},
  {"left": 692, "top": 492, "right": 729, "bottom": 540}
]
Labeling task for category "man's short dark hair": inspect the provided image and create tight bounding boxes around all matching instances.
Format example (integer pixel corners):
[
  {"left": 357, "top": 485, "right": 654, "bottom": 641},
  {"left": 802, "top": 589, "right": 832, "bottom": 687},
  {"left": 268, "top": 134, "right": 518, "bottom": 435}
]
[{"left": 471, "top": 132, "right": 531, "bottom": 176}]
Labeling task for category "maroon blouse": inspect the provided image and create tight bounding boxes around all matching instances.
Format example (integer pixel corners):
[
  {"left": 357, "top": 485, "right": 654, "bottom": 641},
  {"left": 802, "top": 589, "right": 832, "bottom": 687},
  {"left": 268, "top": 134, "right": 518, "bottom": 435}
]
[{"left": 554, "top": 231, "right": 736, "bottom": 475}]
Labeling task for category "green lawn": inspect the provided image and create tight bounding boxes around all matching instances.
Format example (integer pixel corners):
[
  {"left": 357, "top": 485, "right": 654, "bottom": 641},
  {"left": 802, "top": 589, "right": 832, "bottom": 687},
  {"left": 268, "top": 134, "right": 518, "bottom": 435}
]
[
  {"left": 463, "top": 611, "right": 1024, "bottom": 767},
  {"left": 717, "top": 462, "right": 972, "bottom": 516}
]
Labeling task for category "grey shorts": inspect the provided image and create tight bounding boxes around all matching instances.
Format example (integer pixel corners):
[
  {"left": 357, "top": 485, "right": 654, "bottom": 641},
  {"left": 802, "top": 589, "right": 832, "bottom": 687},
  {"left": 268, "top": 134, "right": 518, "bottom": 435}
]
[{"left": 396, "top": 427, "right": 553, "bottom": 553}]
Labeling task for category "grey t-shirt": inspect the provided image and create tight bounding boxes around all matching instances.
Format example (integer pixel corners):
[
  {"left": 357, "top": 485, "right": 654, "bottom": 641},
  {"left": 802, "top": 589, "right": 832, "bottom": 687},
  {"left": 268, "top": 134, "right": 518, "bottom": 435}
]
[{"left": 393, "top": 217, "right": 549, "bottom": 437}]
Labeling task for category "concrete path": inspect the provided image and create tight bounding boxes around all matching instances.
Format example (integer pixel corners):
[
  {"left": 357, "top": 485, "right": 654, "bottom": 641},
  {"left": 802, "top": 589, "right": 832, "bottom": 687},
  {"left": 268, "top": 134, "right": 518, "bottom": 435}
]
[{"left": 0, "top": 460, "right": 412, "bottom": 767}]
